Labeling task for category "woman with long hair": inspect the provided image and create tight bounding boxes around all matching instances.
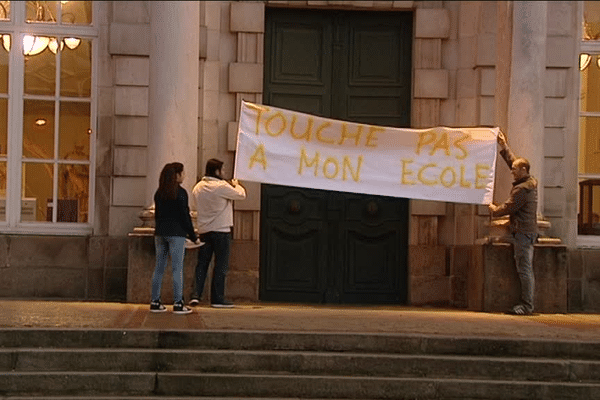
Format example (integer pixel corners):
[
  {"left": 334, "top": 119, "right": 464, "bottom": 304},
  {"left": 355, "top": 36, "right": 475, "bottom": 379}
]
[{"left": 150, "top": 162, "right": 198, "bottom": 314}]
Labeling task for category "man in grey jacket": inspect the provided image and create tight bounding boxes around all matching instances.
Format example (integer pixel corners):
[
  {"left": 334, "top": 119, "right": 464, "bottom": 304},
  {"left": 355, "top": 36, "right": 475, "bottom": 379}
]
[
  {"left": 489, "top": 131, "right": 538, "bottom": 315},
  {"left": 190, "top": 158, "right": 246, "bottom": 308}
]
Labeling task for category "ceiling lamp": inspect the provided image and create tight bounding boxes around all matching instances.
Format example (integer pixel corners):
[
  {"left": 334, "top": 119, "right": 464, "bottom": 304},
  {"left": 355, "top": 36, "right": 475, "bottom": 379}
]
[
  {"left": 580, "top": 53, "right": 592, "bottom": 71},
  {"left": 23, "top": 35, "right": 50, "bottom": 56},
  {"left": 0, "top": 34, "right": 9, "bottom": 52},
  {"left": 48, "top": 37, "right": 63, "bottom": 54},
  {"left": 63, "top": 37, "right": 80, "bottom": 50}
]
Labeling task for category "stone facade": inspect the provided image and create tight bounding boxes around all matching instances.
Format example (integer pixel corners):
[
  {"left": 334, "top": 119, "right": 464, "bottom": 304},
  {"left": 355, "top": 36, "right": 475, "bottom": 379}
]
[{"left": 4, "top": 1, "right": 600, "bottom": 313}]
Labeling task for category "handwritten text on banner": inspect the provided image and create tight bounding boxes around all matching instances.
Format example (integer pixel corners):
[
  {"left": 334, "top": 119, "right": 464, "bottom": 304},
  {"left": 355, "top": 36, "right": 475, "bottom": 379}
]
[{"left": 234, "top": 101, "right": 498, "bottom": 205}]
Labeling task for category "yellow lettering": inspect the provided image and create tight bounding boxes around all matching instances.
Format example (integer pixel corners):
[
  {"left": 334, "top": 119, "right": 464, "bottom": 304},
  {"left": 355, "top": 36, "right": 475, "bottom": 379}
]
[
  {"left": 265, "top": 112, "right": 286, "bottom": 137},
  {"left": 418, "top": 163, "right": 438, "bottom": 186},
  {"left": 430, "top": 132, "right": 450, "bottom": 157},
  {"left": 475, "top": 164, "right": 490, "bottom": 189},
  {"left": 401, "top": 159, "right": 416, "bottom": 185},
  {"left": 459, "top": 165, "right": 471, "bottom": 188},
  {"left": 249, "top": 144, "right": 267, "bottom": 170},
  {"left": 316, "top": 122, "right": 334, "bottom": 144},
  {"left": 338, "top": 123, "right": 363, "bottom": 146},
  {"left": 440, "top": 166, "right": 456, "bottom": 188},
  {"left": 298, "top": 147, "right": 319, "bottom": 177},
  {"left": 290, "top": 116, "right": 313, "bottom": 141},
  {"left": 342, "top": 155, "right": 363, "bottom": 182},
  {"left": 365, "top": 126, "right": 383, "bottom": 148},
  {"left": 323, "top": 157, "right": 339, "bottom": 179},
  {"left": 245, "top": 103, "right": 269, "bottom": 135},
  {"left": 453, "top": 133, "right": 470, "bottom": 160},
  {"left": 416, "top": 130, "right": 436, "bottom": 155}
]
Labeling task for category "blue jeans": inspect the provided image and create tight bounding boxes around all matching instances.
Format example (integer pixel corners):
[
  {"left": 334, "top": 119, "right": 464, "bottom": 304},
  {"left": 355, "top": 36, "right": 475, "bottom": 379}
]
[
  {"left": 194, "top": 231, "right": 231, "bottom": 304},
  {"left": 151, "top": 236, "right": 186, "bottom": 304},
  {"left": 511, "top": 231, "right": 537, "bottom": 313}
]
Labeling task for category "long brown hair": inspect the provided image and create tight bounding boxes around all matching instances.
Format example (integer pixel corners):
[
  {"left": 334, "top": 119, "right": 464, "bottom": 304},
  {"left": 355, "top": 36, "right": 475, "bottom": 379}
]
[{"left": 156, "top": 162, "right": 183, "bottom": 200}]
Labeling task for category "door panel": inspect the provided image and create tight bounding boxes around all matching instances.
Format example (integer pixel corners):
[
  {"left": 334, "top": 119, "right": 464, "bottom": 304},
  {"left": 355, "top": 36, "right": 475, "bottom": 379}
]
[{"left": 261, "top": 8, "right": 412, "bottom": 304}]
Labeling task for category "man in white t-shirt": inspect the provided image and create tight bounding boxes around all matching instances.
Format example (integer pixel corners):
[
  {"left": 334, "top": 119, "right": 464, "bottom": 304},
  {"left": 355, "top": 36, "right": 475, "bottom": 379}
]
[{"left": 190, "top": 158, "right": 246, "bottom": 308}]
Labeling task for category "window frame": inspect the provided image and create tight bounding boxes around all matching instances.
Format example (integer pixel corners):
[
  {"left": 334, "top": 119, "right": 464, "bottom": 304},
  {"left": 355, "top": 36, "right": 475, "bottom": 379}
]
[{"left": 0, "top": 1, "right": 97, "bottom": 235}]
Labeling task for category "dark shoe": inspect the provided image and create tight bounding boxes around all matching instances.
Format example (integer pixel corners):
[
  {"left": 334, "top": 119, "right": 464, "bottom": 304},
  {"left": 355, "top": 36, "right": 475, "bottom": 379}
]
[
  {"left": 150, "top": 300, "right": 167, "bottom": 313},
  {"left": 173, "top": 301, "right": 193, "bottom": 315},
  {"left": 507, "top": 304, "right": 532, "bottom": 316},
  {"left": 211, "top": 300, "right": 234, "bottom": 308},
  {"left": 189, "top": 298, "right": 200, "bottom": 307}
]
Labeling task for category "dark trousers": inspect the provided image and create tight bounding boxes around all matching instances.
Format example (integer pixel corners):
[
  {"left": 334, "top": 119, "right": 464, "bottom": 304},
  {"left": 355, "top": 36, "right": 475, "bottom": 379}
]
[{"left": 194, "top": 231, "right": 231, "bottom": 304}]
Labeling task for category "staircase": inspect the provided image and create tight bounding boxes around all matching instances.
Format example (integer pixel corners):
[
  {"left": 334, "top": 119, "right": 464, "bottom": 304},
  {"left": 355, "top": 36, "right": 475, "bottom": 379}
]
[{"left": 1, "top": 328, "right": 600, "bottom": 399}]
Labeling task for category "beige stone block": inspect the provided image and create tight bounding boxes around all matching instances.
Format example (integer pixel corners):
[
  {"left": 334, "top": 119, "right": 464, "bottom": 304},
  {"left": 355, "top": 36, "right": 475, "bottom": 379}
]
[
  {"left": 440, "top": 99, "right": 456, "bottom": 127},
  {"left": 199, "top": 26, "right": 207, "bottom": 59},
  {"left": 411, "top": 199, "right": 446, "bottom": 216},
  {"left": 479, "top": 96, "right": 495, "bottom": 127},
  {"left": 109, "top": 23, "right": 150, "bottom": 56},
  {"left": 372, "top": 1, "right": 393, "bottom": 9},
  {"left": 545, "top": 68, "right": 567, "bottom": 98},
  {"left": 220, "top": 63, "right": 230, "bottom": 94},
  {"left": 238, "top": 32, "right": 263, "bottom": 64},
  {"left": 230, "top": 2, "right": 265, "bottom": 33},
  {"left": 412, "top": 99, "right": 440, "bottom": 128},
  {"left": 546, "top": 37, "right": 575, "bottom": 68},
  {"left": 203, "top": 90, "right": 220, "bottom": 121},
  {"left": 414, "top": 69, "right": 448, "bottom": 99},
  {"left": 96, "top": 116, "right": 113, "bottom": 177},
  {"left": 476, "top": 33, "right": 496, "bottom": 67},
  {"left": 410, "top": 274, "right": 450, "bottom": 306},
  {"left": 114, "top": 116, "right": 148, "bottom": 146},
  {"left": 544, "top": 98, "right": 567, "bottom": 128},
  {"left": 220, "top": 32, "right": 237, "bottom": 64},
  {"left": 115, "top": 87, "right": 148, "bottom": 116},
  {"left": 227, "top": 121, "right": 239, "bottom": 152},
  {"left": 113, "top": 147, "right": 147, "bottom": 177},
  {"left": 201, "top": 120, "right": 219, "bottom": 154},
  {"left": 203, "top": 61, "right": 220, "bottom": 92},
  {"left": 544, "top": 127, "right": 565, "bottom": 157},
  {"left": 206, "top": 29, "right": 221, "bottom": 61},
  {"left": 414, "top": 39, "right": 441, "bottom": 69},
  {"left": 415, "top": 9, "right": 450, "bottom": 39},
  {"left": 544, "top": 186, "right": 565, "bottom": 217},
  {"left": 543, "top": 157, "right": 564, "bottom": 188},
  {"left": 480, "top": 1, "right": 497, "bottom": 34},
  {"left": 458, "top": 35, "right": 476, "bottom": 69},
  {"left": 480, "top": 68, "right": 495, "bottom": 96},
  {"left": 94, "top": 176, "right": 110, "bottom": 235},
  {"left": 109, "top": 206, "right": 144, "bottom": 236},
  {"left": 229, "top": 63, "right": 263, "bottom": 93},
  {"left": 113, "top": 2, "right": 149, "bottom": 24},
  {"left": 393, "top": 1, "right": 414, "bottom": 9},
  {"left": 112, "top": 177, "right": 146, "bottom": 207},
  {"left": 115, "top": 56, "right": 149, "bottom": 86},
  {"left": 98, "top": 87, "right": 114, "bottom": 117},
  {"left": 548, "top": 2, "right": 573, "bottom": 37},
  {"left": 234, "top": 182, "right": 261, "bottom": 212},
  {"left": 442, "top": 39, "right": 458, "bottom": 70},
  {"left": 96, "top": 1, "right": 110, "bottom": 25},
  {"left": 458, "top": 2, "right": 481, "bottom": 38},
  {"left": 205, "top": 1, "right": 221, "bottom": 31},
  {"left": 219, "top": 93, "right": 237, "bottom": 125},
  {"left": 456, "top": 97, "right": 477, "bottom": 127},
  {"left": 456, "top": 68, "right": 477, "bottom": 98}
]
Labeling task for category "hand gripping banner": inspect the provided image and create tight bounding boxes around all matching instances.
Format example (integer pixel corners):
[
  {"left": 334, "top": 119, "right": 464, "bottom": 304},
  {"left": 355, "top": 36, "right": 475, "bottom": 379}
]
[{"left": 234, "top": 101, "right": 498, "bottom": 205}]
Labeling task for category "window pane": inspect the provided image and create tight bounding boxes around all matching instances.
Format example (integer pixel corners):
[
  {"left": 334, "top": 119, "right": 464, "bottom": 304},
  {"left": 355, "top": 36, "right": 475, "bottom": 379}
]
[
  {"left": 23, "top": 99, "right": 54, "bottom": 159},
  {"left": 24, "top": 36, "right": 56, "bottom": 95},
  {"left": 0, "top": 1, "right": 10, "bottom": 21},
  {"left": 580, "top": 54, "right": 600, "bottom": 112},
  {"left": 59, "top": 101, "right": 90, "bottom": 160},
  {"left": 0, "top": 34, "right": 7, "bottom": 93},
  {"left": 26, "top": 1, "right": 58, "bottom": 24},
  {"left": 61, "top": 1, "right": 92, "bottom": 25},
  {"left": 0, "top": 98, "right": 6, "bottom": 156},
  {"left": 0, "top": 162, "right": 5, "bottom": 221},
  {"left": 60, "top": 38, "right": 91, "bottom": 97},
  {"left": 59, "top": 163, "right": 88, "bottom": 222},
  {"left": 22, "top": 162, "right": 53, "bottom": 222},
  {"left": 578, "top": 180, "right": 600, "bottom": 235}
]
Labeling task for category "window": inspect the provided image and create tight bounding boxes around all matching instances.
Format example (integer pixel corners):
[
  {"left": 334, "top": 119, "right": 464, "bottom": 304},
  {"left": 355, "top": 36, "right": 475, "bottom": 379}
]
[{"left": 0, "top": 1, "right": 95, "bottom": 234}]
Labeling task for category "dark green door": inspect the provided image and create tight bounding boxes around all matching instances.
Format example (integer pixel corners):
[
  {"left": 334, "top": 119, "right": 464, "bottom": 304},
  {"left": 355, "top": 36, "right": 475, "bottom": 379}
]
[{"left": 261, "top": 8, "right": 412, "bottom": 304}]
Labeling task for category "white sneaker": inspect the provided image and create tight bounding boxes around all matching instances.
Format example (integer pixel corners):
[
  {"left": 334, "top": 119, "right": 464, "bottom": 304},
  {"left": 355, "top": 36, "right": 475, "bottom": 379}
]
[
  {"left": 173, "top": 301, "right": 193, "bottom": 314},
  {"left": 211, "top": 301, "right": 235, "bottom": 308}
]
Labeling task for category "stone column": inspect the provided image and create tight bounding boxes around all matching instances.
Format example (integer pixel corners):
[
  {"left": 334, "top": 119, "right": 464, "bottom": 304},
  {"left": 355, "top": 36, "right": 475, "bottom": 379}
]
[
  {"left": 505, "top": 1, "right": 547, "bottom": 214},
  {"left": 145, "top": 1, "right": 199, "bottom": 206}
]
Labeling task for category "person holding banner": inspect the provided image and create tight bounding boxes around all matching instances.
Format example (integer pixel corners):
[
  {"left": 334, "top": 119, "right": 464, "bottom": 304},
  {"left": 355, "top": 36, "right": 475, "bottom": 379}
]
[
  {"left": 190, "top": 159, "right": 246, "bottom": 308},
  {"left": 488, "top": 132, "right": 538, "bottom": 316}
]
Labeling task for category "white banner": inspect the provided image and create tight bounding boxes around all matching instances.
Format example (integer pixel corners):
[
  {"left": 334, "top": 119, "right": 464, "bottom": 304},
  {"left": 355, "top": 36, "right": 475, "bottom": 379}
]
[{"left": 234, "top": 101, "right": 498, "bottom": 205}]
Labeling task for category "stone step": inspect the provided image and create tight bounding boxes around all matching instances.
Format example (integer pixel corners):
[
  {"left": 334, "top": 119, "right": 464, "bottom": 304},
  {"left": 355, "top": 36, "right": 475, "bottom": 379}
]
[
  {"left": 1, "top": 348, "right": 600, "bottom": 383},
  {"left": 2, "top": 372, "right": 600, "bottom": 399},
  {"left": 2, "top": 329, "right": 600, "bottom": 359}
]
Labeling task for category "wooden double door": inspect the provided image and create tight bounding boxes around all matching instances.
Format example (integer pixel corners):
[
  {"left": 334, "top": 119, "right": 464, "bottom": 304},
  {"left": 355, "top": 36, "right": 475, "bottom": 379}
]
[{"left": 260, "top": 8, "right": 412, "bottom": 304}]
